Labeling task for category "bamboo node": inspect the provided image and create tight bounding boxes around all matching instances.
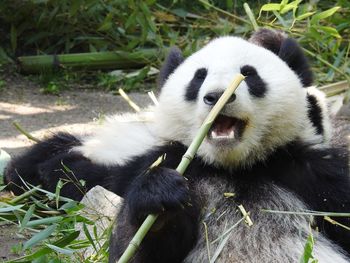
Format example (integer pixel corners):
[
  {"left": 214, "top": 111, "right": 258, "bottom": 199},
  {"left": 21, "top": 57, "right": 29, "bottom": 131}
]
[
  {"left": 182, "top": 154, "right": 193, "bottom": 162},
  {"left": 129, "top": 240, "right": 140, "bottom": 249}
]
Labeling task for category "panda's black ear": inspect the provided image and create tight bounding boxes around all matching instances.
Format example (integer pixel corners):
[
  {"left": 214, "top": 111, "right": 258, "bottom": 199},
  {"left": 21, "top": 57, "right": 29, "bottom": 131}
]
[
  {"left": 249, "top": 29, "right": 313, "bottom": 87},
  {"left": 158, "top": 47, "right": 184, "bottom": 88}
]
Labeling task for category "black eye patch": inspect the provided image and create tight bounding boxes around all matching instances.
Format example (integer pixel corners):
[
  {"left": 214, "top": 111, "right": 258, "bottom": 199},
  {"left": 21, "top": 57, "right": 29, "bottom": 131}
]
[
  {"left": 185, "top": 68, "right": 208, "bottom": 101},
  {"left": 240, "top": 65, "right": 267, "bottom": 98},
  {"left": 306, "top": 94, "right": 323, "bottom": 135}
]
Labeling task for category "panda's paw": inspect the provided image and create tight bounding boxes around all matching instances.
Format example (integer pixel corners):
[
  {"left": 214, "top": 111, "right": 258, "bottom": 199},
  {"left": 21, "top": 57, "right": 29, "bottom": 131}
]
[{"left": 126, "top": 167, "right": 191, "bottom": 224}]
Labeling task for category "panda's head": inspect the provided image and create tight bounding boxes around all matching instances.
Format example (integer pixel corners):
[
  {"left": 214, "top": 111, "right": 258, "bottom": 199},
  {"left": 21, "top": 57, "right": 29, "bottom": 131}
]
[{"left": 155, "top": 29, "right": 328, "bottom": 168}]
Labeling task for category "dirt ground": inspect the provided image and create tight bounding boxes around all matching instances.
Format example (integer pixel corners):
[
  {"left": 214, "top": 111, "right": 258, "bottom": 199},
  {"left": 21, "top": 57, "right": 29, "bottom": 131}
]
[{"left": 0, "top": 74, "right": 152, "bottom": 156}]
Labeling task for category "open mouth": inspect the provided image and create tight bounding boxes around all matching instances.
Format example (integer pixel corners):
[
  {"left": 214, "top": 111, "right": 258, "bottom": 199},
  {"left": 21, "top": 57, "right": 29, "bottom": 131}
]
[{"left": 208, "top": 114, "right": 247, "bottom": 142}]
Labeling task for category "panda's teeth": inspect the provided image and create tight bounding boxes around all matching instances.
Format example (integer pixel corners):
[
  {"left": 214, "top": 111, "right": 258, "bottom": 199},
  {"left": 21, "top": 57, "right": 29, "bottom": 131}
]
[
  {"left": 228, "top": 130, "right": 235, "bottom": 139},
  {"left": 210, "top": 130, "right": 235, "bottom": 139}
]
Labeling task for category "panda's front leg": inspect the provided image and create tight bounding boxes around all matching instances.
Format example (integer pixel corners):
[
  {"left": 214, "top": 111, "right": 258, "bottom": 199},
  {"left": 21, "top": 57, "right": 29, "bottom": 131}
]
[{"left": 109, "top": 167, "right": 200, "bottom": 263}]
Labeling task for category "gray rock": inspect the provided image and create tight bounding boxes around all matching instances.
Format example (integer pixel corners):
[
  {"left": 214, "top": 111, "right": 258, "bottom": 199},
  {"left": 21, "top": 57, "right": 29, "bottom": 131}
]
[{"left": 78, "top": 185, "right": 123, "bottom": 258}]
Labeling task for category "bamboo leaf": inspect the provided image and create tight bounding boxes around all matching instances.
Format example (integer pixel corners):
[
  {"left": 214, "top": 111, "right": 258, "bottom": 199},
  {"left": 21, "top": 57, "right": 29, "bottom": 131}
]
[
  {"left": 296, "top": 12, "right": 316, "bottom": 21},
  {"left": 23, "top": 225, "right": 57, "bottom": 250},
  {"left": 280, "top": 0, "right": 301, "bottom": 14},
  {"left": 46, "top": 244, "right": 74, "bottom": 255},
  {"left": 83, "top": 223, "right": 98, "bottom": 253},
  {"left": 280, "top": 0, "right": 289, "bottom": 7},
  {"left": 0, "top": 204, "right": 24, "bottom": 212},
  {"left": 243, "top": 3, "right": 259, "bottom": 31},
  {"left": 300, "top": 234, "right": 317, "bottom": 263},
  {"left": 171, "top": 8, "right": 188, "bottom": 18},
  {"left": 26, "top": 216, "right": 63, "bottom": 227},
  {"left": 317, "top": 26, "right": 341, "bottom": 38},
  {"left": 11, "top": 231, "right": 80, "bottom": 261},
  {"left": 98, "top": 13, "right": 113, "bottom": 32},
  {"left": 260, "top": 3, "right": 281, "bottom": 12},
  {"left": 310, "top": 6, "right": 340, "bottom": 24},
  {"left": 55, "top": 180, "right": 64, "bottom": 209},
  {"left": 140, "top": 2, "right": 157, "bottom": 32},
  {"left": 20, "top": 204, "right": 36, "bottom": 230}
]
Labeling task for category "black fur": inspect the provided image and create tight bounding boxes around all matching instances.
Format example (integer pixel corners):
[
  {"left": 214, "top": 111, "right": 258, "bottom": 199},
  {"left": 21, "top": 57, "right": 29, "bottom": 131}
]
[
  {"left": 249, "top": 28, "right": 285, "bottom": 55},
  {"left": 278, "top": 38, "right": 313, "bottom": 87},
  {"left": 4, "top": 133, "right": 81, "bottom": 196},
  {"left": 158, "top": 47, "right": 184, "bottom": 88},
  {"left": 307, "top": 94, "right": 324, "bottom": 135},
  {"left": 249, "top": 29, "right": 313, "bottom": 87},
  {"left": 110, "top": 162, "right": 200, "bottom": 263},
  {"left": 5, "top": 133, "right": 124, "bottom": 200},
  {"left": 203, "top": 91, "right": 236, "bottom": 105},
  {"left": 240, "top": 65, "right": 267, "bottom": 98},
  {"left": 125, "top": 167, "right": 190, "bottom": 224},
  {"left": 185, "top": 68, "right": 208, "bottom": 101},
  {"left": 107, "top": 141, "right": 350, "bottom": 262}
]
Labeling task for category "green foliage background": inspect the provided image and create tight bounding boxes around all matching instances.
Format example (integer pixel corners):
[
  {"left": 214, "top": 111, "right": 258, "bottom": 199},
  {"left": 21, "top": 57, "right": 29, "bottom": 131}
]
[{"left": 0, "top": 0, "right": 349, "bottom": 91}]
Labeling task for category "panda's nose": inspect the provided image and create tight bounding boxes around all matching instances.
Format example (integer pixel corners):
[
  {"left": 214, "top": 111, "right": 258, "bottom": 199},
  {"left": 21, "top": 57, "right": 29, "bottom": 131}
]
[{"left": 203, "top": 91, "right": 236, "bottom": 106}]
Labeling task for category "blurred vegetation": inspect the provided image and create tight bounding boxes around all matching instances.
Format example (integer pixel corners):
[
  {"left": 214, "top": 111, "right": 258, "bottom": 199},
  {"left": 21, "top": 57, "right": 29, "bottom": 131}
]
[{"left": 0, "top": 0, "right": 349, "bottom": 92}]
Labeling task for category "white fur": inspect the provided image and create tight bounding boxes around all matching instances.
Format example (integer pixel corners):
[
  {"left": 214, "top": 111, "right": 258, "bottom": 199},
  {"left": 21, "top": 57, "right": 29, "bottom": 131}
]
[
  {"left": 74, "top": 109, "right": 162, "bottom": 166},
  {"left": 155, "top": 37, "right": 315, "bottom": 167}
]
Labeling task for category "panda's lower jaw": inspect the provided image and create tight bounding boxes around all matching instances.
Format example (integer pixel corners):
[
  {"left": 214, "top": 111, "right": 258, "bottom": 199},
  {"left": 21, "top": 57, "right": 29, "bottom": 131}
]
[{"left": 207, "top": 115, "right": 246, "bottom": 143}]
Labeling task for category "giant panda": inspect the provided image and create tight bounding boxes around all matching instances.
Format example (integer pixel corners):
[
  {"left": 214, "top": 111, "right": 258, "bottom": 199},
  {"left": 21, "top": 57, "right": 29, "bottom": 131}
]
[{"left": 4, "top": 29, "right": 350, "bottom": 262}]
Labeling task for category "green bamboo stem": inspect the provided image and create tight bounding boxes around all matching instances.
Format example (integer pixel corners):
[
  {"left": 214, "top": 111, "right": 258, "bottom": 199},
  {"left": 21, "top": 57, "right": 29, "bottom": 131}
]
[
  {"left": 17, "top": 48, "right": 163, "bottom": 73},
  {"left": 8, "top": 186, "right": 40, "bottom": 205},
  {"left": 318, "top": 80, "right": 349, "bottom": 97},
  {"left": 243, "top": 3, "right": 259, "bottom": 32},
  {"left": 13, "top": 122, "right": 41, "bottom": 143},
  {"left": 117, "top": 74, "right": 245, "bottom": 263}
]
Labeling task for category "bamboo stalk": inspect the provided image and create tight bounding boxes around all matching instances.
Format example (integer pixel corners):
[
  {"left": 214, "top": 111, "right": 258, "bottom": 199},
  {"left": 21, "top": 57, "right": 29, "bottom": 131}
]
[
  {"left": 324, "top": 216, "right": 350, "bottom": 231},
  {"left": 117, "top": 74, "right": 245, "bottom": 263},
  {"left": 318, "top": 80, "right": 349, "bottom": 97},
  {"left": 243, "top": 3, "right": 259, "bottom": 32},
  {"left": 17, "top": 49, "right": 163, "bottom": 73},
  {"left": 9, "top": 186, "right": 40, "bottom": 205},
  {"left": 118, "top": 88, "right": 141, "bottom": 112},
  {"left": 12, "top": 122, "right": 41, "bottom": 143}
]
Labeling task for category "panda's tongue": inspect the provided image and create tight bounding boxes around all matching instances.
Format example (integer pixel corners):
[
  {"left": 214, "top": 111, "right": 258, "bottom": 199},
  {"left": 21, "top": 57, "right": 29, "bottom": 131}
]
[{"left": 211, "top": 115, "right": 236, "bottom": 139}]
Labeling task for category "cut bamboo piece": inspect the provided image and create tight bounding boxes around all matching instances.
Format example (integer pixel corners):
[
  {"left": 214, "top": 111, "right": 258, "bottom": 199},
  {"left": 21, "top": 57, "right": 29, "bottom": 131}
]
[
  {"left": 17, "top": 49, "right": 162, "bottom": 73},
  {"left": 318, "top": 80, "right": 349, "bottom": 97}
]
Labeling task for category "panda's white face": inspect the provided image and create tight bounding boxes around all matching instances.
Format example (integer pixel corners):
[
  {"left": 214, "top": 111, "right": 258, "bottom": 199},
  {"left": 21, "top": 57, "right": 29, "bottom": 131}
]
[{"left": 155, "top": 36, "right": 313, "bottom": 167}]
